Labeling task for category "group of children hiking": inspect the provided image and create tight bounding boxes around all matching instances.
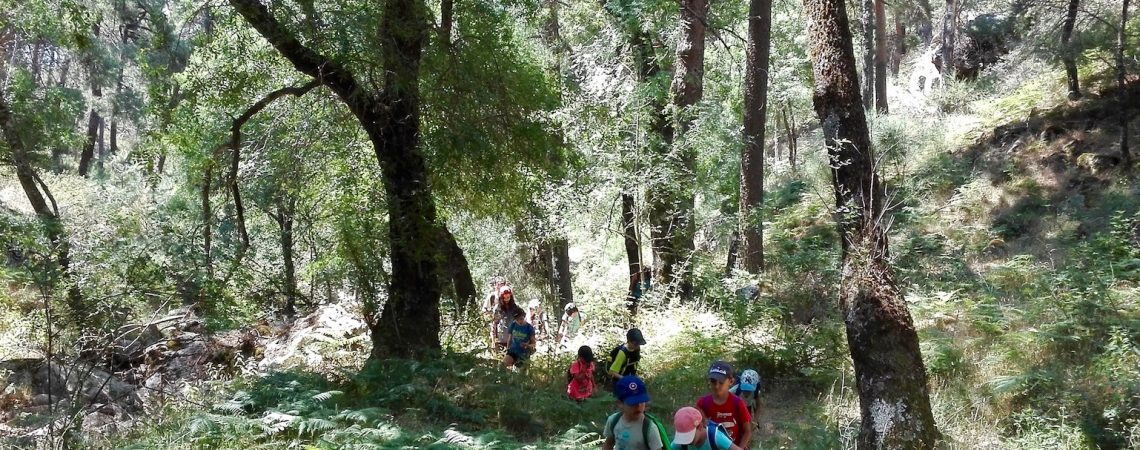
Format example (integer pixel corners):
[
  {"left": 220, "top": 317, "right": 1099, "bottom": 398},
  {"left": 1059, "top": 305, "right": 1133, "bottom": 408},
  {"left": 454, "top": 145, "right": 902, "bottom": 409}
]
[
  {"left": 483, "top": 278, "right": 586, "bottom": 369},
  {"left": 602, "top": 362, "right": 761, "bottom": 450},
  {"left": 563, "top": 327, "right": 762, "bottom": 450}
]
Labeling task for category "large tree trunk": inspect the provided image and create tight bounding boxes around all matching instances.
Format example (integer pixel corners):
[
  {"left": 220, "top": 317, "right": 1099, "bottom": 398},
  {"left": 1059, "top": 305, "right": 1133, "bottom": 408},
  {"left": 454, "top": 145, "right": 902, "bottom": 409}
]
[
  {"left": 1119, "top": 0, "right": 1131, "bottom": 166},
  {"left": 941, "top": 0, "right": 956, "bottom": 76},
  {"left": 741, "top": 0, "right": 772, "bottom": 274},
  {"left": 873, "top": 0, "right": 888, "bottom": 113},
  {"left": 232, "top": 0, "right": 443, "bottom": 360},
  {"left": 801, "top": 0, "right": 940, "bottom": 446},
  {"left": 1061, "top": 0, "right": 1082, "bottom": 100},
  {"left": 861, "top": 0, "right": 874, "bottom": 110},
  {"left": 651, "top": 0, "right": 707, "bottom": 300},
  {"left": 621, "top": 192, "right": 642, "bottom": 313}
]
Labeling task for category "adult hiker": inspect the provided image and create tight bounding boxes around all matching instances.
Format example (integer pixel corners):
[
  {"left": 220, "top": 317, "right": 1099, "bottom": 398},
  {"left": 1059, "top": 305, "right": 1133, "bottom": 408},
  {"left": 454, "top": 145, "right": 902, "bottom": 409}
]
[
  {"left": 696, "top": 361, "right": 753, "bottom": 448},
  {"left": 671, "top": 406, "right": 742, "bottom": 450},
  {"left": 608, "top": 328, "right": 646, "bottom": 380},
  {"left": 603, "top": 375, "right": 667, "bottom": 450}
]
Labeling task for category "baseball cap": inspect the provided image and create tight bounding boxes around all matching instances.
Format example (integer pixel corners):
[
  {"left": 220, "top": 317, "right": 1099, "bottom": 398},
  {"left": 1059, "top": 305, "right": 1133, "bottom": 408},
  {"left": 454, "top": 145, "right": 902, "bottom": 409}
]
[
  {"left": 672, "top": 406, "right": 703, "bottom": 445},
  {"left": 614, "top": 375, "right": 650, "bottom": 405},
  {"left": 708, "top": 360, "right": 733, "bottom": 382},
  {"left": 528, "top": 299, "right": 541, "bottom": 309},
  {"left": 627, "top": 328, "right": 646, "bottom": 345},
  {"left": 564, "top": 302, "right": 576, "bottom": 311},
  {"left": 498, "top": 285, "right": 513, "bottom": 296},
  {"left": 740, "top": 369, "right": 760, "bottom": 392}
]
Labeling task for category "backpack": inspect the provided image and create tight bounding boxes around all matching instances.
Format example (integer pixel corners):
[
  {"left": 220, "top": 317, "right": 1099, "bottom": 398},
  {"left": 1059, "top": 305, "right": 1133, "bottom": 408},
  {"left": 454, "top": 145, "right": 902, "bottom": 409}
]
[
  {"left": 679, "top": 422, "right": 730, "bottom": 450},
  {"left": 605, "top": 412, "right": 670, "bottom": 450},
  {"left": 606, "top": 344, "right": 640, "bottom": 376}
]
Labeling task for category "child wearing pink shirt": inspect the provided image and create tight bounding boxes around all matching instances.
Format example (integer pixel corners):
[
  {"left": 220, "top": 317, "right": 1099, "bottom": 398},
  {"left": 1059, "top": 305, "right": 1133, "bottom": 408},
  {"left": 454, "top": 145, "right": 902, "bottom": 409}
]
[{"left": 567, "top": 345, "right": 596, "bottom": 401}]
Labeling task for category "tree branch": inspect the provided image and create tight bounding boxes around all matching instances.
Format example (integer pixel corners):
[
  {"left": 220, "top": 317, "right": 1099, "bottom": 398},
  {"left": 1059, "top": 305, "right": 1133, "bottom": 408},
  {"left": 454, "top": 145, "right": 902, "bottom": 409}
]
[{"left": 228, "top": 78, "right": 322, "bottom": 249}]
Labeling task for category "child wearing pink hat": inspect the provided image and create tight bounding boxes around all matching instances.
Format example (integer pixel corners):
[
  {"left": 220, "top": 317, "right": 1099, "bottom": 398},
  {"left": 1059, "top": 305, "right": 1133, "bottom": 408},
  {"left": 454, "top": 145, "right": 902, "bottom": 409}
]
[{"left": 671, "top": 406, "right": 742, "bottom": 450}]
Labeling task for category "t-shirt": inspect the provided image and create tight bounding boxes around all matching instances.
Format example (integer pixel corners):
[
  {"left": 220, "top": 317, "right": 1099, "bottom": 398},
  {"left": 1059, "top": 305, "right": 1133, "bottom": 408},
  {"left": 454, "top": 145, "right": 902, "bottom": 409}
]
[
  {"left": 609, "top": 345, "right": 640, "bottom": 376},
  {"left": 669, "top": 424, "right": 734, "bottom": 450},
  {"left": 561, "top": 311, "right": 583, "bottom": 337},
  {"left": 567, "top": 359, "right": 595, "bottom": 400},
  {"left": 604, "top": 413, "right": 663, "bottom": 450},
  {"left": 697, "top": 394, "right": 752, "bottom": 445},
  {"left": 508, "top": 321, "right": 535, "bottom": 355}
]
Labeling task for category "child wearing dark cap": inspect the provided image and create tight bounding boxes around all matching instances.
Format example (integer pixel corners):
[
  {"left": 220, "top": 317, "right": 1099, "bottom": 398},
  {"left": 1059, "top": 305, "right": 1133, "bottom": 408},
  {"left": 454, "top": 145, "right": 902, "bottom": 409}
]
[
  {"left": 567, "top": 345, "right": 596, "bottom": 401},
  {"left": 607, "top": 328, "right": 646, "bottom": 380},
  {"left": 696, "top": 361, "right": 752, "bottom": 448}
]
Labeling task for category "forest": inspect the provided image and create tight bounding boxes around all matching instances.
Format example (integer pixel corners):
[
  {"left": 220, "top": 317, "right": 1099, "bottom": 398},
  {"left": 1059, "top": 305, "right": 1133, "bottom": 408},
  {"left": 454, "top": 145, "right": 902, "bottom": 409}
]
[{"left": 0, "top": 0, "right": 1138, "bottom": 447}]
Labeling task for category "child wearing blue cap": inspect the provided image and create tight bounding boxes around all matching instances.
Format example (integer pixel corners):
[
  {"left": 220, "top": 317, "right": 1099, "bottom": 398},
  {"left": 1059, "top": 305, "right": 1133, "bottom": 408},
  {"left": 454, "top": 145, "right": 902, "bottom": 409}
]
[{"left": 603, "top": 375, "right": 666, "bottom": 450}]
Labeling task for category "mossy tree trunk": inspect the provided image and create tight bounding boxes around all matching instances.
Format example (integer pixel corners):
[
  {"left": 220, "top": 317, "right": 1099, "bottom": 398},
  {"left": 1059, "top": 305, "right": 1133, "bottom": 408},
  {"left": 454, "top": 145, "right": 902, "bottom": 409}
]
[{"left": 801, "top": 0, "right": 940, "bottom": 446}]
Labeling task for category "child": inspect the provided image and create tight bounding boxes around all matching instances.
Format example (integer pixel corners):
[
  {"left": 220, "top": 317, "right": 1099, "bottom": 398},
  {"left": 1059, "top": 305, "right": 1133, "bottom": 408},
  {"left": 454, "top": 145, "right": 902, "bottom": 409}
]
[
  {"left": 503, "top": 307, "right": 534, "bottom": 368},
  {"left": 567, "top": 345, "right": 595, "bottom": 402},
  {"left": 729, "top": 369, "right": 762, "bottom": 420},
  {"left": 527, "top": 299, "right": 549, "bottom": 339},
  {"left": 696, "top": 361, "right": 753, "bottom": 448},
  {"left": 556, "top": 302, "right": 585, "bottom": 346},
  {"left": 491, "top": 285, "right": 518, "bottom": 349},
  {"left": 607, "top": 328, "right": 646, "bottom": 380},
  {"left": 602, "top": 375, "right": 665, "bottom": 450},
  {"left": 671, "top": 406, "right": 743, "bottom": 450}
]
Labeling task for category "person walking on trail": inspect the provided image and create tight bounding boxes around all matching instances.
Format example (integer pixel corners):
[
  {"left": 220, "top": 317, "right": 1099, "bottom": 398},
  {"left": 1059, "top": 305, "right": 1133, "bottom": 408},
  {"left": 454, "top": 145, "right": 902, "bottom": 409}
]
[
  {"left": 490, "top": 285, "right": 518, "bottom": 349},
  {"left": 603, "top": 375, "right": 666, "bottom": 450},
  {"left": 696, "top": 361, "right": 753, "bottom": 448},
  {"left": 527, "top": 299, "right": 549, "bottom": 339},
  {"left": 730, "top": 369, "right": 762, "bottom": 421},
  {"left": 671, "top": 406, "right": 743, "bottom": 450},
  {"left": 503, "top": 307, "right": 535, "bottom": 369},
  {"left": 556, "top": 302, "right": 585, "bottom": 346},
  {"left": 567, "top": 345, "right": 596, "bottom": 401},
  {"left": 608, "top": 328, "right": 646, "bottom": 380}
]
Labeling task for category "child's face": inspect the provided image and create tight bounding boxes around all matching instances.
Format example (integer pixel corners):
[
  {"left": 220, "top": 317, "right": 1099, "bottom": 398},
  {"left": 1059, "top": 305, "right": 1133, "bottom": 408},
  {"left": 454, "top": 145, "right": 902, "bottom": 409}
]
[
  {"left": 627, "top": 341, "right": 640, "bottom": 352},
  {"left": 514, "top": 315, "right": 526, "bottom": 325},
  {"left": 619, "top": 401, "right": 647, "bottom": 419},
  {"left": 709, "top": 377, "right": 732, "bottom": 395}
]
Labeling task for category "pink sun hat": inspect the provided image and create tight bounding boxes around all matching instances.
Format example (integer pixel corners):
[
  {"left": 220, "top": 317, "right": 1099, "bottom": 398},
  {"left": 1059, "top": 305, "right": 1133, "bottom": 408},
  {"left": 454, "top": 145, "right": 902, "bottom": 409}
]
[{"left": 673, "top": 406, "right": 703, "bottom": 445}]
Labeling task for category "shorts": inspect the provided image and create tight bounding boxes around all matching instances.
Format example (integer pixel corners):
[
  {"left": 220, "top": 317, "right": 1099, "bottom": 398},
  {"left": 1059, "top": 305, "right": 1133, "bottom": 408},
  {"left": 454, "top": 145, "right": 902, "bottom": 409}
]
[{"left": 507, "top": 349, "right": 529, "bottom": 362}]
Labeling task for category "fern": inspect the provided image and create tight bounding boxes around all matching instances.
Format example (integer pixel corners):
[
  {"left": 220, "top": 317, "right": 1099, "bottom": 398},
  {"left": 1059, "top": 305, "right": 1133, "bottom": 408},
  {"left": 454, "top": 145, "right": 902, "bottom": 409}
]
[{"left": 311, "top": 390, "right": 344, "bottom": 402}]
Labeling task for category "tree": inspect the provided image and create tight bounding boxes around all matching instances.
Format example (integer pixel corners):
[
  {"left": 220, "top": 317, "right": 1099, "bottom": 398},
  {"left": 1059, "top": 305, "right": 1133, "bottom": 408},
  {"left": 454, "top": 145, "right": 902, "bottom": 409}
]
[
  {"left": 740, "top": 0, "right": 773, "bottom": 274},
  {"left": 1118, "top": 0, "right": 1131, "bottom": 165},
  {"left": 229, "top": 0, "right": 443, "bottom": 360},
  {"left": 1061, "top": 0, "right": 1082, "bottom": 100},
  {"left": 874, "top": 0, "right": 889, "bottom": 113},
  {"left": 650, "top": 0, "right": 708, "bottom": 299},
  {"left": 862, "top": 0, "right": 874, "bottom": 109},
  {"left": 800, "top": 0, "right": 940, "bottom": 446},
  {"left": 941, "top": 0, "right": 956, "bottom": 76}
]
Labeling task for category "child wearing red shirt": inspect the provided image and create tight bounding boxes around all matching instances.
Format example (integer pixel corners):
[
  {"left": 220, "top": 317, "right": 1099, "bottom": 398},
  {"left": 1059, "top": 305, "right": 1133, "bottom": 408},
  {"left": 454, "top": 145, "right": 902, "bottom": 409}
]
[
  {"left": 567, "top": 345, "right": 596, "bottom": 401},
  {"left": 696, "top": 361, "right": 752, "bottom": 448}
]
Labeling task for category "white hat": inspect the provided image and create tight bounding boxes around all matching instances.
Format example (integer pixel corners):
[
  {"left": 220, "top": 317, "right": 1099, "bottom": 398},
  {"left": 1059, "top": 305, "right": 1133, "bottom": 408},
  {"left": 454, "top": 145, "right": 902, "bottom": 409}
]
[{"left": 528, "top": 299, "right": 541, "bottom": 309}]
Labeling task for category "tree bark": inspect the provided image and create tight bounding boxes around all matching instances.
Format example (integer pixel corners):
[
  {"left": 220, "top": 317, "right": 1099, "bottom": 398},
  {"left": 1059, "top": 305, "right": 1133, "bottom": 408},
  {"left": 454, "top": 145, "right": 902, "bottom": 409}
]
[
  {"left": 741, "top": 0, "right": 772, "bottom": 274},
  {"left": 1119, "top": 0, "right": 1131, "bottom": 166},
  {"left": 861, "top": 0, "right": 874, "bottom": 110},
  {"left": 652, "top": 0, "right": 707, "bottom": 300},
  {"left": 941, "top": 0, "right": 956, "bottom": 76},
  {"left": 230, "top": 0, "right": 442, "bottom": 360},
  {"left": 873, "top": 0, "right": 889, "bottom": 113},
  {"left": 621, "top": 192, "right": 642, "bottom": 313},
  {"left": 438, "top": 225, "right": 477, "bottom": 314},
  {"left": 916, "top": 0, "right": 934, "bottom": 44},
  {"left": 725, "top": 230, "right": 740, "bottom": 276},
  {"left": 551, "top": 237, "right": 573, "bottom": 306},
  {"left": 78, "top": 110, "right": 100, "bottom": 176},
  {"left": 1061, "top": 0, "right": 1082, "bottom": 100},
  {"left": 801, "top": 0, "right": 940, "bottom": 446},
  {"left": 892, "top": 14, "right": 905, "bottom": 77},
  {"left": 439, "top": 0, "right": 453, "bottom": 45},
  {"left": 272, "top": 196, "right": 298, "bottom": 317}
]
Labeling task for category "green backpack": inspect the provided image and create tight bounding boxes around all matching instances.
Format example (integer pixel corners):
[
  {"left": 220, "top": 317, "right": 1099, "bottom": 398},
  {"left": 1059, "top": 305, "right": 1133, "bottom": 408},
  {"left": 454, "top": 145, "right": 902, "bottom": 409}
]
[{"left": 605, "top": 412, "right": 671, "bottom": 450}]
